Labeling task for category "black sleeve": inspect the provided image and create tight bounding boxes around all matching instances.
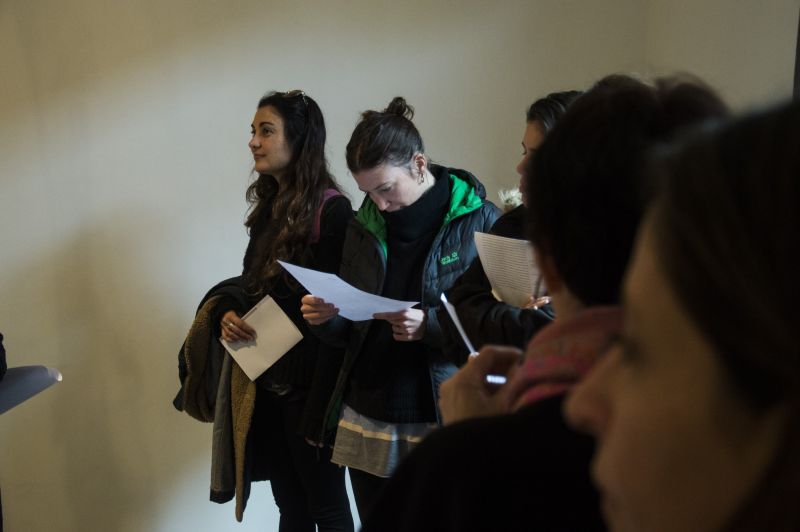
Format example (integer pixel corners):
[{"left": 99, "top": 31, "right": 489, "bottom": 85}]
[
  {"left": 440, "top": 206, "right": 552, "bottom": 361},
  {"left": 424, "top": 201, "right": 500, "bottom": 354},
  {"left": 310, "top": 195, "right": 352, "bottom": 275},
  {"left": 306, "top": 201, "right": 357, "bottom": 348},
  {"left": 443, "top": 259, "right": 553, "bottom": 351},
  {"left": 299, "top": 195, "right": 353, "bottom": 440},
  {"left": 304, "top": 196, "right": 355, "bottom": 346}
]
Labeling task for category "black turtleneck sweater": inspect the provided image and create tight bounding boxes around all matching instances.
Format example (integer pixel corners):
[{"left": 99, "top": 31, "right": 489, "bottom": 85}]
[{"left": 347, "top": 168, "right": 451, "bottom": 423}]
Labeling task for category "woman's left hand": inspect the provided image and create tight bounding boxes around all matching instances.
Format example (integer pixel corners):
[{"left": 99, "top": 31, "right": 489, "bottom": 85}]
[{"left": 373, "top": 308, "right": 427, "bottom": 341}]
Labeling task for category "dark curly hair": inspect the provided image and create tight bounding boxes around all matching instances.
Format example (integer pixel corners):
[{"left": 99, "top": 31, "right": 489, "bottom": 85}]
[{"left": 243, "top": 91, "right": 341, "bottom": 293}]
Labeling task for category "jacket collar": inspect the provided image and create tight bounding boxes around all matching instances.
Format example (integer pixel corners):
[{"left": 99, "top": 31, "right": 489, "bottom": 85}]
[{"left": 355, "top": 164, "right": 487, "bottom": 257}]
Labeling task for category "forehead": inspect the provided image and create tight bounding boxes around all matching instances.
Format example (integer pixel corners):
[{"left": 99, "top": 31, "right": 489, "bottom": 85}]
[
  {"left": 352, "top": 163, "right": 409, "bottom": 191},
  {"left": 523, "top": 121, "right": 546, "bottom": 148},
  {"left": 252, "top": 105, "right": 283, "bottom": 126}
]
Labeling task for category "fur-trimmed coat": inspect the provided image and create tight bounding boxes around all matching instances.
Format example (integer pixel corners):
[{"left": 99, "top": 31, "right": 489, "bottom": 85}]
[{"left": 173, "top": 279, "right": 269, "bottom": 521}]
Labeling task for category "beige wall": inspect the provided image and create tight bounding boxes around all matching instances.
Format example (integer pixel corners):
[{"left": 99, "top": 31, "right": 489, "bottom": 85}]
[
  {"left": 0, "top": 1, "right": 794, "bottom": 530},
  {"left": 643, "top": 0, "right": 798, "bottom": 108}
]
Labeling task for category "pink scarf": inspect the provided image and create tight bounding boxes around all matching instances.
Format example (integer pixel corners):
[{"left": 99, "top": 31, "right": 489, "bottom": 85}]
[{"left": 505, "top": 306, "right": 622, "bottom": 411}]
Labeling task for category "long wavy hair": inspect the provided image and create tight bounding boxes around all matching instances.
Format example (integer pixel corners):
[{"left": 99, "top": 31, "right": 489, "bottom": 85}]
[{"left": 244, "top": 91, "right": 340, "bottom": 294}]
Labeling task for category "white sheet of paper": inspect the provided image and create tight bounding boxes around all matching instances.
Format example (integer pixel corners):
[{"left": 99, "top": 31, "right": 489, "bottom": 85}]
[
  {"left": 220, "top": 295, "right": 303, "bottom": 381},
  {"left": 278, "top": 261, "right": 419, "bottom": 321},
  {"left": 474, "top": 232, "right": 543, "bottom": 307},
  {"left": 0, "top": 365, "right": 62, "bottom": 415}
]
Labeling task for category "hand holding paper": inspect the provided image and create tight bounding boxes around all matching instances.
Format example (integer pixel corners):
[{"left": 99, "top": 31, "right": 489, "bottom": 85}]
[
  {"left": 220, "top": 295, "right": 303, "bottom": 381},
  {"left": 220, "top": 310, "right": 256, "bottom": 342},
  {"left": 300, "top": 295, "right": 339, "bottom": 325},
  {"left": 280, "top": 261, "right": 419, "bottom": 321},
  {"left": 474, "top": 232, "right": 544, "bottom": 307},
  {"left": 373, "top": 307, "right": 427, "bottom": 342}
]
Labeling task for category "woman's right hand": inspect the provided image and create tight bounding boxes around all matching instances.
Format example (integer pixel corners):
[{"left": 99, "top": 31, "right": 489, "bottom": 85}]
[
  {"left": 220, "top": 310, "right": 256, "bottom": 343},
  {"left": 522, "top": 295, "right": 552, "bottom": 310},
  {"left": 300, "top": 295, "right": 339, "bottom": 325},
  {"left": 438, "top": 345, "right": 522, "bottom": 425}
]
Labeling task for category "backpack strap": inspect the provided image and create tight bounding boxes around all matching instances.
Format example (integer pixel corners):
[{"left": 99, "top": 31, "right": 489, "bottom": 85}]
[{"left": 310, "top": 188, "right": 342, "bottom": 244}]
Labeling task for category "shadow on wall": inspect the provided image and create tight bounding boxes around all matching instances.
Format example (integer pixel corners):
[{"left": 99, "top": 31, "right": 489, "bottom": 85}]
[{"left": 0, "top": 208, "right": 244, "bottom": 531}]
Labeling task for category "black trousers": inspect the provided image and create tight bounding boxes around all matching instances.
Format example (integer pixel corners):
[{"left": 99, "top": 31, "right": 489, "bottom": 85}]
[
  {"left": 261, "top": 392, "right": 354, "bottom": 532},
  {"left": 347, "top": 468, "right": 389, "bottom": 522}
]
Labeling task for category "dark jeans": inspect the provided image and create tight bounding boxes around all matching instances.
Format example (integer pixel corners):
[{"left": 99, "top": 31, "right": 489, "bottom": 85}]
[
  {"left": 262, "top": 392, "right": 354, "bottom": 532},
  {"left": 347, "top": 468, "right": 389, "bottom": 522}
]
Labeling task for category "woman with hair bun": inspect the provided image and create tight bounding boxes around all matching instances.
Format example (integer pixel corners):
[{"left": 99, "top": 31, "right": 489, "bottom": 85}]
[
  {"left": 176, "top": 90, "right": 354, "bottom": 530},
  {"left": 301, "top": 96, "right": 499, "bottom": 517},
  {"left": 359, "top": 74, "right": 729, "bottom": 532}
]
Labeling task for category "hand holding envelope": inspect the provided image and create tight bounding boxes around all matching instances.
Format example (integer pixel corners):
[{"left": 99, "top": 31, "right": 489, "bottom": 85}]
[{"left": 220, "top": 295, "right": 303, "bottom": 381}]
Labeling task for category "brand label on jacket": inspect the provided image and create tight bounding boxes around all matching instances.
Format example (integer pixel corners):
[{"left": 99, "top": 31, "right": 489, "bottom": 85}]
[{"left": 440, "top": 251, "right": 459, "bottom": 265}]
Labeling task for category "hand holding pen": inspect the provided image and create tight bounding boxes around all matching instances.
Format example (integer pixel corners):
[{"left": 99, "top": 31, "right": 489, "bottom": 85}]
[
  {"left": 438, "top": 345, "right": 523, "bottom": 425},
  {"left": 438, "top": 293, "right": 524, "bottom": 424}
]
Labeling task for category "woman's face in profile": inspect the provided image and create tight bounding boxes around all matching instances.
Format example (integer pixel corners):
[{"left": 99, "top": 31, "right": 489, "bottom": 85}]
[
  {"left": 249, "top": 105, "right": 292, "bottom": 179},
  {"left": 516, "top": 120, "right": 545, "bottom": 206},
  {"left": 564, "top": 218, "right": 785, "bottom": 532}
]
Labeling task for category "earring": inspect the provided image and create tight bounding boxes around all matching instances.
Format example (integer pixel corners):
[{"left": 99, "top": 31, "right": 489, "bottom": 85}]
[{"left": 417, "top": 169, "right": 425, "bottom": 184}]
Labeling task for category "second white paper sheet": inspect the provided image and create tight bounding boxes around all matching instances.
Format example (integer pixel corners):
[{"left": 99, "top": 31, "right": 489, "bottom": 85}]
[
  {"left": 220, "top": 295, "right": 303, "bottom": 381},
  {"left": 474, "top": 231, "right": 543, "bottom": 307}
]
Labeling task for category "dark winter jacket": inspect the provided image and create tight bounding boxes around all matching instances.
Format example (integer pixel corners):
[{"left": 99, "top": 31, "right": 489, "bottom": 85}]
[
  {"left": 211, "top": 194, "right": 352, "bottom": 438},
  {"left": 173, "top": 194, "right": 352, "bottom": 518},
  {"left": 440, "top": 204, "right": 554, "bottom": 364},
  {"left": 312, "top": 165, "right": 499, "bottom": 426},
  {"left": 173, "top": 276, "right": 269, "bottom": 521}
]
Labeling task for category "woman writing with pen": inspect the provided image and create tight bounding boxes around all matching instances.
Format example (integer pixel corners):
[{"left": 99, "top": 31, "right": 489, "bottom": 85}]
[{"left": 300, "top": 96, "right": 498, "bottom": 518}]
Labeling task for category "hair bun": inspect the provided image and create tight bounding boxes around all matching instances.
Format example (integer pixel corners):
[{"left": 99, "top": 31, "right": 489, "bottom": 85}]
[{"left": 385, "top": 96, "right": 414, "bottom": 120}]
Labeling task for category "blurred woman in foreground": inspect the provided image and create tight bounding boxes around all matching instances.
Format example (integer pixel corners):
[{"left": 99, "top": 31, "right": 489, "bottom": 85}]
[{"left": 566, "top": 100, "right": 800, "bottom": 532}]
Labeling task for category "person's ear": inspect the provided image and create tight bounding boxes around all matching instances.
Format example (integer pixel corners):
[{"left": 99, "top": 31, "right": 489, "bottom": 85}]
[
  {"left": 412, "top": 153, "right": 427, "bottom": 176},
  {"left": 534, "top": 246, "right": 563, "bottom": 294}
]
